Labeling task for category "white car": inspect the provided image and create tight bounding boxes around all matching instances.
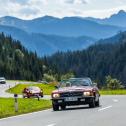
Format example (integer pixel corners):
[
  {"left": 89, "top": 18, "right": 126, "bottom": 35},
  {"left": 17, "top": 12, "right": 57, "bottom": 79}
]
[{"left": 0, "top": 77, "right": 6, "bottom": 84}]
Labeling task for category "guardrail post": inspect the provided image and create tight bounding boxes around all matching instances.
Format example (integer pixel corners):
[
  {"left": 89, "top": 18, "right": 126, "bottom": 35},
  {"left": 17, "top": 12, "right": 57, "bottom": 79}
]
[
  {"left": 37, "top": 95, "right": 40, "bottom": 101},
  {"left": 14, "top": 94, "right": 18, "bottom": 112}
]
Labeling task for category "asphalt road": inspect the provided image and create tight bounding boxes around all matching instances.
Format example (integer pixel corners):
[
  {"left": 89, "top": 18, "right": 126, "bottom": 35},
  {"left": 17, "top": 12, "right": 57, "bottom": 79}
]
[
  {"left": 0, "top": 95, "right": 126, "bottom": 126},
  {"left": 0, "top": 81, "right": 16, "bottom": 98}
]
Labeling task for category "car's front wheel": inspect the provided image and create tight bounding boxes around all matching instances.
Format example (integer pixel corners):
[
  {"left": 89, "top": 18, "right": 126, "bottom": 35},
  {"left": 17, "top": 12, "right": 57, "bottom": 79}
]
[
  {"left": 40, "top": 94, "right": 43, "bottom": 98},
  {"left": 27, "top": 95, "right": 30, "bottom": 98},
  {"left": 95, "top": 99, "right": 100, "bottom": 107},
  {"left": 89, "top": 98, "right": 95, "bottom": 108},
  {"left": 60, "top": 105, "right": 66, "bottom": 110},
  {"left": 52, "top": 104, "right": 59, "bottom": 111},
  {"left": 23, "top": 95, "right": 25, "bottom": 98}
]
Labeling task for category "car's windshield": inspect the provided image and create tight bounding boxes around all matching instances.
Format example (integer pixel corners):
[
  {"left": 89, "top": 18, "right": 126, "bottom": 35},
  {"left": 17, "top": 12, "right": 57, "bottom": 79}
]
[
  {"left": 0, "top": 77, "right": 5, "bottom": 80},
  {"left": 59, "top": 78, "right": 92, "bottom": 87},
  {"left": 28, "top": 86, "right": 40, "bottom": 91}
]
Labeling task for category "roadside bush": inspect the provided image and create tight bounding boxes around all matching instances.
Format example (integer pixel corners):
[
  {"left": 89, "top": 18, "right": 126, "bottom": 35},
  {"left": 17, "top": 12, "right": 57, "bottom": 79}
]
[
  {"left": 43, "top": 74, "right": 55, "bottom": 82},
  {"left": 61, "top": 72, "right": 75, "bottom": 80},
  {"left": 106, "top": 75, "right": 123, "bottom": 90}
]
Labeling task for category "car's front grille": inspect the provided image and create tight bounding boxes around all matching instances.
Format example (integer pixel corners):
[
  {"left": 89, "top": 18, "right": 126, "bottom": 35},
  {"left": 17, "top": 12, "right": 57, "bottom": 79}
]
[{"left": 60, "top": 92, "right": 83, "bottom": 97}]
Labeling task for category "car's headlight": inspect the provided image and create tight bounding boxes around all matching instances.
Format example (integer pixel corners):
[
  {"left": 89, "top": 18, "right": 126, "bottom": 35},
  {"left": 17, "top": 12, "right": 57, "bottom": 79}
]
[
  {"left": 83, "top": 91, "right": 91, "bottom": 96},
  {"left": 52, "top": 93, "right": 60, "bottom": 98},
  {"left": 29, "top": 91, "right": 33, "bottom": 94}
]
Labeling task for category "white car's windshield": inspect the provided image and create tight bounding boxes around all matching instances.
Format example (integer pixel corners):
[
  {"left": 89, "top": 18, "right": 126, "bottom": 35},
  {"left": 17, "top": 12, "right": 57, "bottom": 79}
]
[{"left": 0, "top": 77, "right": 5, "bottom": 80}]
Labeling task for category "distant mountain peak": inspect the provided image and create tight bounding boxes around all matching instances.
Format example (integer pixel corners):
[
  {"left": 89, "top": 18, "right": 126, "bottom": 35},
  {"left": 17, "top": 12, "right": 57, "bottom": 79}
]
[
  {"left": 41, "top": 15, "right": 56, "bottom": 20},
  {"left": 0, "top": 16, "right": 24, "bottom": 22},
  {"left": 0, "top": 16, "right": 16, "bottom": 20},
  {"left": 118, "top": 10, "right": 126, "bottom": 15},
  {"left": 32, "top": 15, "right": 60, "bottom": 23},
  {"left": 109, "top": 10, "right": 126, "bottom": 19}
]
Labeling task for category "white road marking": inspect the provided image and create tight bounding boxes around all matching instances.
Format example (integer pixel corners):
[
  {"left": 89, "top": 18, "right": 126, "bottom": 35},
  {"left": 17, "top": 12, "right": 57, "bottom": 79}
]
[
  {"left": 113, "top": 99, "right": 118, "bottom": 102},
  {"left": 47, "top": 123, "right": 56, "bottom": 126},
  {"left": 98, "top": 105, "right": 112, "bottom": 112}
]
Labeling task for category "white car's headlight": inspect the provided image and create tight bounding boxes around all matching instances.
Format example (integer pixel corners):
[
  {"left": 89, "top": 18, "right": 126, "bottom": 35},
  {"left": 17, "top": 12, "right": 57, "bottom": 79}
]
[
  {"left": 83, "top": 91, "right": 91, "bottom": 96},
  {"left": 52, "top": 93, "right": 60, "bottom": 98}
]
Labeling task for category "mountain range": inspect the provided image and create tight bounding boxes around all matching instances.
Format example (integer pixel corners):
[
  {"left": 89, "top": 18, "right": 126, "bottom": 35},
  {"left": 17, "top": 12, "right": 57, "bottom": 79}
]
[
  {"left": 86, "top": 10, "right": 126, "bottom": 27},
  {"left": 0, "top": 10, "right": 126, "bottom": 56},
  {"left": 0, "top": 14, "right": 125, "bottom": 38}
]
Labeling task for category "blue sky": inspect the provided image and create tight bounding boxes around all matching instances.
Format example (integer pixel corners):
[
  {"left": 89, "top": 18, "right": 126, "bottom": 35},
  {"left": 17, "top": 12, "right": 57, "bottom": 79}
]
[{"left": 0, "top": 0, "right": 126, "bottom": 19}]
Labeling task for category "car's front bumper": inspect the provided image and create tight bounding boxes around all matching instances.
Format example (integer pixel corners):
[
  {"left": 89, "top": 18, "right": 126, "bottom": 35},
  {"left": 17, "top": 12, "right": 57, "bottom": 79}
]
[
  {"left": 23, "top": 93, "right": 43, "bottom": 97},
  {"left": 52, "top": 96, "right": 94, "bottom": 106},
  {"left": 0, "top": 81, "right": 6, "bottom": 84}
]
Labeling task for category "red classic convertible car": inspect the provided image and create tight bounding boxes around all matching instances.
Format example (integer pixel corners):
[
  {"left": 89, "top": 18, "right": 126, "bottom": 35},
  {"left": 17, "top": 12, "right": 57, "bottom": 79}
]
[
  {"left": 23, "top": 86, "right": 43, "bottom": 98},
  {"left": 51, "top": 78, "right": 100, "bottom": 111}
]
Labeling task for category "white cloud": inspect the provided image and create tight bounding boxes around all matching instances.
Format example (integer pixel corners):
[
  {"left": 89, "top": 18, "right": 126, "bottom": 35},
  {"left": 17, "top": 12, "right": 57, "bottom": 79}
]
[
  {"left": 64, "top": 0, "right": 87, "bottom": 4},
  {"left": 65, "top": 0, "right": 74, "bottom": 4},
  {"left": 75, "top": 0, "right": 87, "bottom": 4},
  {"left": 0, "top": 0, "right": 126, "bottom": 19}
]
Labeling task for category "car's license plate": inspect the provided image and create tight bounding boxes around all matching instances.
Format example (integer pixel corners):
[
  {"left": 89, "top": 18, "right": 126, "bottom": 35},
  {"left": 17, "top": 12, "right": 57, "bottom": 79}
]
[{"left": 65, "top": 97, "right": 78, "bottom": 101}]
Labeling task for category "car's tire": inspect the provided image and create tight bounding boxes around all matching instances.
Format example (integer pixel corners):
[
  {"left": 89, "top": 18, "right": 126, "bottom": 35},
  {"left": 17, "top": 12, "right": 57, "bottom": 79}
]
[
  {"left": 40, "top": 94, "right": 43, "bottom": 98},
  {"left": 95, "top": 99, "right": 100, "bottom": 107},
  {"left": 89, "top": 98, "right": 95, "bottom": 108},
  {"left": 52, "top": 104, "right": 59, "bottom": 111},
  {"left": 27, "top": 96, "right": 30, "bottom": 98},
  {"left": 61, "top": 105, "right": 66, "bottom": 110},
  {"left": 23, "top": 95, "right": 25, "bottom": 98}
]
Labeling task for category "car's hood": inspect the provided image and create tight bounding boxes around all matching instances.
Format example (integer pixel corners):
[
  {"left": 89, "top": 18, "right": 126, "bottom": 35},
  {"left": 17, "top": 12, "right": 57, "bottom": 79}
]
[{"left": 52, "top": 86, "right": 93, "bottom": 93}]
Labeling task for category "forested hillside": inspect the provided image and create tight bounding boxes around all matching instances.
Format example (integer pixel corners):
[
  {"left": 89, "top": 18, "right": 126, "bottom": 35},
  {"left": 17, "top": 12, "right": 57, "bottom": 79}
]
[
  {"left": 45, "top": 31, "right": 126, "bottom": 85},
  {"left": 1, "top": 30, "right": 126, "bottom": 85},
  {"left": 0, "top": 33, "right": 43, "bottom": 80}
]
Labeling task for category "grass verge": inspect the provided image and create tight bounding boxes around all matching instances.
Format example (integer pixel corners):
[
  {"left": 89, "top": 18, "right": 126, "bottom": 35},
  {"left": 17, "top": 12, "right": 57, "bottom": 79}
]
[
  {"left": 100, "top": 89, "right": 126, "bottom": 95},
  {"left": 0, "top": 98, "right": 51, "bottom": 119},
  {"left": 6, "top": 83, "right": 56, "bottom": 95}
]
